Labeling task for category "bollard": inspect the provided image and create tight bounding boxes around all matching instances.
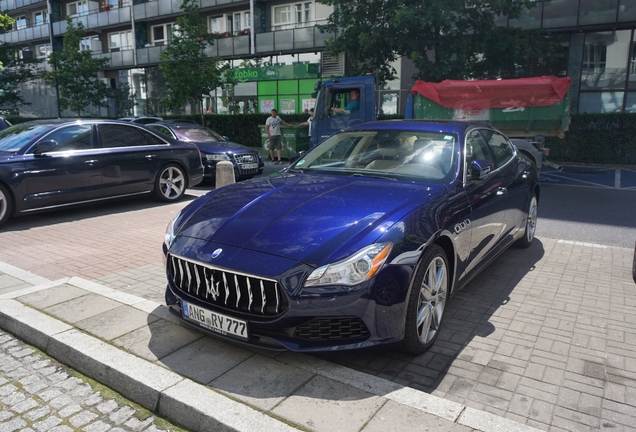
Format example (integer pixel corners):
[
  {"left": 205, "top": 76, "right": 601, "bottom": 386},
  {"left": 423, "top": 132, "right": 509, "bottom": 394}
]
[{"left": 215, "top": 160, "right": 235, "bottom": 188}]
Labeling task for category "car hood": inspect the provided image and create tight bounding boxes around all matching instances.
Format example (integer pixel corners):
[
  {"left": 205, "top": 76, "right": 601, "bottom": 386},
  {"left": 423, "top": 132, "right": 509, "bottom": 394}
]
[
  {"left": 195, "top": 141, "right": 254, "bottom": 154},
  {"left": 176, "top": 173, "right": 446, "bottom": 266}
]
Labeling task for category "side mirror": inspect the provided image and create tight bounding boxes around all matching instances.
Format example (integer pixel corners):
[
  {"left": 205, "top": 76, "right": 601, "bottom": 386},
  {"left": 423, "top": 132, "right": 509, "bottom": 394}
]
[
  {"left": 470, "top": 160, "right": 491, "bottom": 179},
  {"left": 32, "top": 140, "right": 57, "bottom": 156}
]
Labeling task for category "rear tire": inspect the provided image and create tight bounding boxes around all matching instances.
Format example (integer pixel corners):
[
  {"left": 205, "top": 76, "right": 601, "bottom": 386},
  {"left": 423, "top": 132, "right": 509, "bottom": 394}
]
[
  {"left": 0, "top": 183, "right": 12, "bottom": 227},
  {"left": 153, "top": 164, "right": 187, "bottom": 202},
  {"left": 400, "top": 244, "right": 449, "bottom": 355},
  {"left": 516, "top": 194, "right": 538, "bottom": 248}
]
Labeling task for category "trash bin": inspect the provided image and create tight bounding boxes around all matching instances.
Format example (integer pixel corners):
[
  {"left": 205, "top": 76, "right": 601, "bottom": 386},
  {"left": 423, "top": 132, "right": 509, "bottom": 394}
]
[{"left": 260, "top": 125, "right": 311, "bottom": 161}]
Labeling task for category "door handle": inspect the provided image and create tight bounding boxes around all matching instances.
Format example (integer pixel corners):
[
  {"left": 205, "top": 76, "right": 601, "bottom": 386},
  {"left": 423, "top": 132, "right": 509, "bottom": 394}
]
[
  {"left": 84, "top": 159, "right": 99, "bottom": 165},
  {"left": 146, "top": 154, "right": 157, "bottom": 160},
  {"left": 497, "top": 187, "right": 507, "bottom": 195}
]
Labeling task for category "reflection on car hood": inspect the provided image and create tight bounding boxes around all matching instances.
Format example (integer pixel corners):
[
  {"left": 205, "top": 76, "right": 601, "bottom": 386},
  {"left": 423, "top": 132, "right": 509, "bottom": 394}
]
[
  {"left": 177, "top": 173, "right": 444, "bottom": 266},
  {"left": 195, "top": 141, "right": 255, "bottom": 154}
]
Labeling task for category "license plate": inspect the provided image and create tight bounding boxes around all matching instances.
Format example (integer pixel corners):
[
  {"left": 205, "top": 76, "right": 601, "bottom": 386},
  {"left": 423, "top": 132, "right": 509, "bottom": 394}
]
[
  {"left": 240, "top": 163, "right": 258, "bottom": 170},
  {"left": 182, "top": 301, "right": 248, "bottom": 340}
]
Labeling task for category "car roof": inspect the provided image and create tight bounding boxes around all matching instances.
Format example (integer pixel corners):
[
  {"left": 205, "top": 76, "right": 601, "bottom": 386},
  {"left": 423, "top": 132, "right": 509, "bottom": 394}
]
[
  {"left": 349, "top": 119, "right": 493, "bottom": 134},
  {"left": 153, "top": 122, "right": 205, "bottom": 129}
]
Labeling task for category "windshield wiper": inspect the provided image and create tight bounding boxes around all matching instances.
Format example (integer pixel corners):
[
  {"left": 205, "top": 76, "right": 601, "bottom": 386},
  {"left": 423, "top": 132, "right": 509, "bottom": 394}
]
[{"left": 351, "top": 173, "right": 397, "bottom": 180}]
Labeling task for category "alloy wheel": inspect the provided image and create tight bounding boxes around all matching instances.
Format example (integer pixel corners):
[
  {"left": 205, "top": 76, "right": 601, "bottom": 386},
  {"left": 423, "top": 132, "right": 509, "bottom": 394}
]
[
  {"left": 416, "top": 256, "right": 447, "bottom": 345},
  {"left": 159, "top": 166, "right": 185, "bottom": 200}
]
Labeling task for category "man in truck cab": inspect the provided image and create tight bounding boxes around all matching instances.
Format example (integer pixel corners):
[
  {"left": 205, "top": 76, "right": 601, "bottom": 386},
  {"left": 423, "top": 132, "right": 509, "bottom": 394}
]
[{"left": 331, "top": 89, "right": 360, "bottom": 115}]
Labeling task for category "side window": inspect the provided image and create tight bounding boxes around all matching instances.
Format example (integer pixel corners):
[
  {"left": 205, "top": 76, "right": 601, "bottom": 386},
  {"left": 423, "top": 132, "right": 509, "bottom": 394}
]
[
  {"left": 99, "top": 124, "right": 149, "bottom": 148},
  {"left": 480, "top": 130, "right": 513, "bottom": 167},
  {"left": 465, "top": 130, "right": 494, "bottom": 166},
  {"left": 328, "top": 88, "right": 361, "bottom": 116},
  {"left": 45, "top": 125, "right": 93, "bottom": 151},
  {"left": 148, "top": 125, "right": 174, "bottom": 139},
  {"left": 140, "top": 128, "right": 167, "bottom": 145}
]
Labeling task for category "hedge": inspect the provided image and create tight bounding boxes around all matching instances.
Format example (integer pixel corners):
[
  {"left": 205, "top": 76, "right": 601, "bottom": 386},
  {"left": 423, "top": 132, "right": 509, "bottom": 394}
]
[
  {"left": 6, "top": 112, "right": 636, "bottom": 164},
  {"left": 545, "top": 113, "right": 636, "bottom": 165}
]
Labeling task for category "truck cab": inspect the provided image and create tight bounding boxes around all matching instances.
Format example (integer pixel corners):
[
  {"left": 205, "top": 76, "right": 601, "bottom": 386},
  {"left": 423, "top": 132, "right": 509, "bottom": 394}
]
[{"left": 311, "top": 75, "right": 376, "bottom": 148}]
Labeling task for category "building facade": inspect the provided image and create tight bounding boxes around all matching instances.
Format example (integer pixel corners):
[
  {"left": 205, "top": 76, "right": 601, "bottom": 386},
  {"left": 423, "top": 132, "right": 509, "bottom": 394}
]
[{"left": 1, "top": 0, "right": 636, "bottom": 116}]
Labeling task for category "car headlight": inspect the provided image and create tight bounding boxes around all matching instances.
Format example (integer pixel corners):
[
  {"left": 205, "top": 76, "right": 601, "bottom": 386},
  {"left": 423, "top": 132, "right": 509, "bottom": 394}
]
[
  {"left": 164, "top": 212, "right": 180, "bottom": 250},
  {"left": 205, "top": 153, "right": 230, "bottom": 161},
  {"left": 304, "top": 243, "right": 393, "bottom": 287}
]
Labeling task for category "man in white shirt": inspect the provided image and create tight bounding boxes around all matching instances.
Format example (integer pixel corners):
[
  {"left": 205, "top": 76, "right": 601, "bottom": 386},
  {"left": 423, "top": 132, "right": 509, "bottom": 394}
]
[{"left": 265, "top": 109, "right": 292, "bottom": 164}]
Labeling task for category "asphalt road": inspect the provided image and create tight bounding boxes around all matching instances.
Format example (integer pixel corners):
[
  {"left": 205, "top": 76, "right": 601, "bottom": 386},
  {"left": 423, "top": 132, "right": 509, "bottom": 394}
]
[{"left": 537, "top": 183, "right": 636, "bottom": 248}]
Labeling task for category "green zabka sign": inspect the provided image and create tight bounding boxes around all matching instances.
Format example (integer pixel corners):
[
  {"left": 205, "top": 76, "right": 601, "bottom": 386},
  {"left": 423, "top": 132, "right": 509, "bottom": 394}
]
[{"left": 234, "top": 63, "right": 319, "bottom": 82}]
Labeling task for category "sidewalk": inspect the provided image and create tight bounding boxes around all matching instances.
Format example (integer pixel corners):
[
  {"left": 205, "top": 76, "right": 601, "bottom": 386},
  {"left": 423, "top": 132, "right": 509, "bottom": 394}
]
[{"left": 0, "top": 268, "right": 542, "bottom": 432}]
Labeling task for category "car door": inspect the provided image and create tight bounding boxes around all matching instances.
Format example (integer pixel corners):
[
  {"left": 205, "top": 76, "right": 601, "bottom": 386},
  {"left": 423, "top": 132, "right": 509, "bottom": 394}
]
[
  {"left": 97, "top": 123, "right": 165, "bottom": 196},
  {"left": 462, "top": 129, "right": 508, "bottom": 274},
  {"left": 23, "top": 124, "right": 102, "bottom": 210},
  {"left": 480, "top": 129, "right": 530, "bottom": 244}
]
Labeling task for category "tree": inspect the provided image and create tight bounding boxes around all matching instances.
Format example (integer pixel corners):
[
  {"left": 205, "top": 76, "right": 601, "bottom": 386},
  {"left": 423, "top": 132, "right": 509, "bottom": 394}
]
[
  {"left": 158, "top": 0, "right": 235, "bottom": 124},
  {"left": 42, "top": 18, "right": 111, "bottom": 117},
  {"left": 322, "top": 0, "right": 542, "bottom": 84},
  {"left": 0, "top": 14, "right": 39, "bottom": 110},
  {"left": 113, "top": 81, "right": 138, "bottom": 117}
]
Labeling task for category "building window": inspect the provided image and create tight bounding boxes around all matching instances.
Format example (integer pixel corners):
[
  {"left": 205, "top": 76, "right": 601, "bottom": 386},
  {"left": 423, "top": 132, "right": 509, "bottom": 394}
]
[
  {"left": 274, "top": 5, "right": 291, "bottom": 25},
  {"left": 209, "top": 15, "right": 223, "bottom": 33},
  {"left": 14, "top": 16, "right": 27, "bottom": 30},
  {"left": 36, "top": 44, "right": 51, "bottom": 58},
  {"left": 233, "top": 12, "right": 242, "bottom": 32},
  {"left": 108, "top": 30, "right": 132, "bottom": 52},
  {"left": 33, "top": 10, "right": 48, "bottom": 26},
  {"left": 151, "top": 23, "right": 173, "bottom": 45},
  {"left": 80, "top": 36, "right": 101, "bottom": 52},
  {"left": 274, "top": 2, "right": 313, "bottom": 26},
  {"left": 244, "top": 11, "right": 251, "bottom": 28},
  {"left": 67, "top": 0, "right": 89, "bottom": 17}
]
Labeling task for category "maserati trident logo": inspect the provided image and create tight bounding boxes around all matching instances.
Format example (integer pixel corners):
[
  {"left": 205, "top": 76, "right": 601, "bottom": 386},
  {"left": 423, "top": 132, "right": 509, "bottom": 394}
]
[{"left": 211, "top": 248, "right": 222, "bottom": 259}]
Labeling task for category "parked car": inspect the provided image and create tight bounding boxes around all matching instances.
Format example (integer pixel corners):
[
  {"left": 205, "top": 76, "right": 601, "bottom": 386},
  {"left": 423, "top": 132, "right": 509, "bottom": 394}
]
[
  {"left": 162, "top": 120, "right": 539, "bottom": 354},
  {"left": 118, "top": 116, "right": 164, "bottom": 125},
  {"left": 0, "top": 119, "right": 204, "bottom": 227},
  {"left": 0, "top": 116, "right": 12, "bottom": 131},
  {"left": 146, "top": 122, "right": 263, "bottom": 181}
]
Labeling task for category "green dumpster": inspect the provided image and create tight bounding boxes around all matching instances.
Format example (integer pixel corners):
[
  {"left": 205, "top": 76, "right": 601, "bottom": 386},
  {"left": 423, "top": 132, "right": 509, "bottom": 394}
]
[
  {"left": 259, "top": 125, "right": 310, "bottom": 160},
  {"left": 411, "top": 77, "right": 572, "bottom": 138}
]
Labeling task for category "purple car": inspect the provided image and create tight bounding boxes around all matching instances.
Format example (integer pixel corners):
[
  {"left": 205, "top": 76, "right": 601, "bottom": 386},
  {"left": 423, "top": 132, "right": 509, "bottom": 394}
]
[{"left": 162, "top": 120, "right": 539, "bottom": 354}]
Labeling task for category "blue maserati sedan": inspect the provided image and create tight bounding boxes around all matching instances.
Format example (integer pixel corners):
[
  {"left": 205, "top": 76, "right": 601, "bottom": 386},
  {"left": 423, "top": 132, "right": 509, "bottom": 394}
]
[
  {"left": 163, "top": 120, "right": 540, "bottom": 354},
  {"left": 0, "top": 119, "right": 204, "bottom": 227}
]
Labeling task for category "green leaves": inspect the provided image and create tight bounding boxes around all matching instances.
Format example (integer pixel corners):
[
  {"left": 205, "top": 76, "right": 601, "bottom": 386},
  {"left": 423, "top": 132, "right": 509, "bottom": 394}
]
[
  {"left": 158, "top": 0, "right": 234, "bottom": 121},
  {"left": 322, "top": 0, "right": 537, "bottom": 84},
  {"left": 42, "top": 18, "right": 111, "bottom": 116}
]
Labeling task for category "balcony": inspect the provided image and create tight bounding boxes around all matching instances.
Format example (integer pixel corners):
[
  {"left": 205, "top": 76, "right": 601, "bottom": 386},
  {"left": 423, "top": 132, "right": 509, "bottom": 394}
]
[
  {"left": 94, "top": 49, "right": 135, "bottom": 68},
  {"left": 255, "top": 26, "right": 332, "bottom": 55},
  {"left": 0, "top": 0, "right": 46, "bottom": 10},
  {"left": 136, "top": 33, "right": 249, "bottom": 65},
  {"left": 0, "top": 23, "right": 49, "bottom": 44},
  {"left": 52, "top": 6, "right": 131, "bottom": 35},
  {"left": 134, "top": 0, "right": 247, "bottom": 21}
]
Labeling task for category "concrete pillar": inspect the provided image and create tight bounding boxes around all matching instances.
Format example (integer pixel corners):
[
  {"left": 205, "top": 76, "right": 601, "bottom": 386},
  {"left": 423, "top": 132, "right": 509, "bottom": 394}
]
[{"left": 216, "top": 161, "right": 235, "bottom": 188}]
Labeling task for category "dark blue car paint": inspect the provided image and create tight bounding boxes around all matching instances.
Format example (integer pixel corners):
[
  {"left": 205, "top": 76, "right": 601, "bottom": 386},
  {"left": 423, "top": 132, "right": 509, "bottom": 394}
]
[
  {"left": 164, "top": 120, "right": 539, "bottom": 352},
  {"left": 0, "top": 120, "right": 203, "bottom": 219}
]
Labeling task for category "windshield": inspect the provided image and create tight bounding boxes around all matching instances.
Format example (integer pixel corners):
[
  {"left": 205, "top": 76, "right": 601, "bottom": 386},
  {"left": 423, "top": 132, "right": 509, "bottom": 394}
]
[
  {"left": 292, "top": 129, "right": 459, "bottom": 183},
  {"left": 0, "top": 124, "right": 51, "bottom": 153},
  {"left": 173, "top": 127, "right": 225, "bottom": 143}
]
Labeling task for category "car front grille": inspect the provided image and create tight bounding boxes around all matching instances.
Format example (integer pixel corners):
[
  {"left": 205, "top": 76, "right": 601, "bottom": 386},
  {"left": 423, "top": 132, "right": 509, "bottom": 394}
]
[
  {"left": 168, "top": 254, "right": 288, "bottom": 317},
  {"left": 293, "top": 317, "right": 370, "bottom": 341},
  {"left": 233, "top": 152, "right": 259, "bottom": 175}
]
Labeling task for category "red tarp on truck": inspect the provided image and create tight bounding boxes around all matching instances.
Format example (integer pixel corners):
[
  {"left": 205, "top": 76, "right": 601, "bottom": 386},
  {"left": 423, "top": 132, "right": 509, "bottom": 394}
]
[{"left": 410, "top": 76, "right": 572, "bottom": 109}]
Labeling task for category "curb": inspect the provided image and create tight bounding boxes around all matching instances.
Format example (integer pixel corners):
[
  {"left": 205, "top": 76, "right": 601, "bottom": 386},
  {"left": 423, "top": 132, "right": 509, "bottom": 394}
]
[{"left": 0, "top": 267, "right": 543, "bottom": 432}]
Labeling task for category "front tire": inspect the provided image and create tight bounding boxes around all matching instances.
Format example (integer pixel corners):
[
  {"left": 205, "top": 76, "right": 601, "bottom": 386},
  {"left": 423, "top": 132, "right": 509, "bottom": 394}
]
[
  {"left": 401, "top": 244, "right": 449, "bottom": 355},
  {"left": 516, "top": 194, "right": 538, "bottom": 248},
  {"left": 0, "top": 183, "right": 12, "bottom": 227},
  {"left": 153, "top": 164, "right": 187, "bottom": 202}
]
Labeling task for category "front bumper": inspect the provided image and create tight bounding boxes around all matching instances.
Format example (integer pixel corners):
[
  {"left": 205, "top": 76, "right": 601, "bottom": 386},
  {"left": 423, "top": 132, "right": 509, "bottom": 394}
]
[{"left": 163, "top": 240, "right": 412, "bottom": 352}]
